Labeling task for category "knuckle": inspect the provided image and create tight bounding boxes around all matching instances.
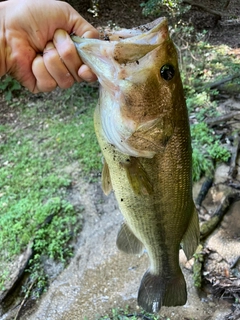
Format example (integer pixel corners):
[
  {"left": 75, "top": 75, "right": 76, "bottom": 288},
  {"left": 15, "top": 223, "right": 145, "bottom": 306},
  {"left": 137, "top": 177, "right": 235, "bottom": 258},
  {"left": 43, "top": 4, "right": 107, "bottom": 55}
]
[
  {"left": 59, "top": 46, "right": 75, "bottom": 61},
  {"left": 58, "top": 75, "right": 74, "bottom": 89},
  {"left": 38, "top": 79, "right": 57, "bottom": 92},
  {"left": 43, "top": 48, "right": 58, "bottom": 65}
]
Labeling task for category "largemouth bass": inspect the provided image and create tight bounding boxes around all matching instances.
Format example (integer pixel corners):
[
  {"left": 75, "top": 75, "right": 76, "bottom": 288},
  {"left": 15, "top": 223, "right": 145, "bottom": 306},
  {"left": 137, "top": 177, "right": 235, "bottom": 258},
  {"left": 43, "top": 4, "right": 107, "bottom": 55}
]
[{"left": 72, "top": 17, "right": 199, "bottom": 313}]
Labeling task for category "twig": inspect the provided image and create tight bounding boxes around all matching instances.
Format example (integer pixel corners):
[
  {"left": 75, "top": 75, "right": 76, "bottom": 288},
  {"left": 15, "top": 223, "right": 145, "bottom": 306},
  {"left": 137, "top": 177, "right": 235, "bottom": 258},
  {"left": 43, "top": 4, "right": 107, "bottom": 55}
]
[
  {"left": 228, "top": 134, "right": 240, "bottom": 179},
  {"left": 224, "top": 0, "right": 231, "bottom": 9},
  {"left": 206, "top": 111, "right": 240, "bottom": 127},
  {"left": 228, "top": 183, "right": 240, "bottom": 190},
  {"left": 14, "top": 279, "right": 36, "bottom": 320}
]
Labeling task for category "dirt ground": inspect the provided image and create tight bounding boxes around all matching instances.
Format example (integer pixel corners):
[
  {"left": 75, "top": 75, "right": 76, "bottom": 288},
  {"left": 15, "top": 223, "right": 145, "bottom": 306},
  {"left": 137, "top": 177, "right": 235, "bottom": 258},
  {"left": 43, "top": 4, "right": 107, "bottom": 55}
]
[{"left": 1, "top": 1, "right": 240, "bottom": 319}]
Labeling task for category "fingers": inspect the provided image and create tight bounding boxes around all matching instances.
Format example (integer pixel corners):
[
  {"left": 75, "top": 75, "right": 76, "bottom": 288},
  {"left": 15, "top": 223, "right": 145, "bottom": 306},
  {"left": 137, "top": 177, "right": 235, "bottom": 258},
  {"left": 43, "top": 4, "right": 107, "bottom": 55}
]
[
  {"left": 32, "top": 54, "right": 57, "bottom": 93},
  {"left": 53, "top": 30, "right": 81, "bottom": 82},
  {"left": 32, "top": 30, "right": 97, "bottom": 93},
  {"left": 53, "top": 29, "right": 97, "bottom": 82},
  {"left": 43, "top": 41, "right": 75, "bottom": 88},
  {"left": 78, "top": 64, "right": 97, "bottom": 82},
  {"left": 32, "top": 39, "right": 76, "bottom": 93}
]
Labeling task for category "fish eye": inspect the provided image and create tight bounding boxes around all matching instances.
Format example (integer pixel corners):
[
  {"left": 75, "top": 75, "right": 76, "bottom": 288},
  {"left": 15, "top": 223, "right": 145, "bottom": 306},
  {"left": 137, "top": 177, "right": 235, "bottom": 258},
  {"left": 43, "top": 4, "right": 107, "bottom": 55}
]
[{"left": 160, "top": 64, "right": 175, "bottom": 81}]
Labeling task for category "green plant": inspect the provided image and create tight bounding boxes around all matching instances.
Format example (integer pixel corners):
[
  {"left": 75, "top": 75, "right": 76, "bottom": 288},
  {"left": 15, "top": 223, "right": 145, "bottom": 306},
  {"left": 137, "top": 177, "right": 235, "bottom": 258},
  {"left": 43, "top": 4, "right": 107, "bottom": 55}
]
[
  {"left": 0, "top": 75, "right": 22, "bottom": 101},
  {"left": 0, "top": 270, "right": 10, "bottom": 291},
  {"left": 140, "top": 0, "right": 190, "bottom": 18},
  {"left": 180, "top": 39, "right": 239, "bottom": 181},
  {"left": 97, "top": 306, "right": 163, "bottom": 319},
  {"left": 191, "top": 122, "right": 230, "bottom": 181}
]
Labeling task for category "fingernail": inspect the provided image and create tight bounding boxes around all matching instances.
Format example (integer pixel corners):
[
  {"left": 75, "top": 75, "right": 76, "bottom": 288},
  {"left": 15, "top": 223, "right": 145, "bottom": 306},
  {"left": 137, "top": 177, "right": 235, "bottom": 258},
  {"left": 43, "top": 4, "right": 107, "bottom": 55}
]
[
  {"left": 54, "top": 29, "right": 68, "bottom": 44},
  {"left": 79, "top": 71, "right": 97, "bottom": 82},
  {"left": 43, "top": 42, "right": 55, "bottom": 54}
]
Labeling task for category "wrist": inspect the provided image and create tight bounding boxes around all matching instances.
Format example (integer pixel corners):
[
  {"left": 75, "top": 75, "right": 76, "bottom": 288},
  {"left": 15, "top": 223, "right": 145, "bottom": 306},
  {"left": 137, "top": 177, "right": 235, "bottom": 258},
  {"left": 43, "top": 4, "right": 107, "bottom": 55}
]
[{"left": 0, "top": 2, "right": 7, "bottom": 77}]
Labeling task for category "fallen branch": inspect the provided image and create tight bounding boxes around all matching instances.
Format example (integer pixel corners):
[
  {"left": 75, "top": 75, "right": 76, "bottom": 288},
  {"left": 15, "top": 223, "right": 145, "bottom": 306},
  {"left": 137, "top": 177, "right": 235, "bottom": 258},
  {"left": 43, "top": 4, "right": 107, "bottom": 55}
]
[
  {"left": 195, "top": 177, "right": 213, "bottom": 207},
  {"left": 228, "top": 134, "right": 240, "bottom": 179},
  {"left": 204, "top": 73, "right": 240, "bottom": 90},
  {"left": 200, "top": 191, "right": 240, "bottom": 239},
  {"left": 0, "top": 242, "right": 33, "bottom": 303},
  {"left": 182, "top": 0, "right": 223, "bottom": 18},
  {"left": 206, "top": 111, "right": 240, "bottom": 127},
  {"left": 228, "top": 183, "right": 240, "bottom": 190}
]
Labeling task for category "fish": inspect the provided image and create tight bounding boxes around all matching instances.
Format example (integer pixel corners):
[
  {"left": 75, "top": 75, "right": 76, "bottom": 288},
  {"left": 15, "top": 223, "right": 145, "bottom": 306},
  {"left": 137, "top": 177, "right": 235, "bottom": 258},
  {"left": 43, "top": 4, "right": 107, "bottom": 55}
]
[{"left": 72, "top": 17, "right": 200, "bottom": 313}]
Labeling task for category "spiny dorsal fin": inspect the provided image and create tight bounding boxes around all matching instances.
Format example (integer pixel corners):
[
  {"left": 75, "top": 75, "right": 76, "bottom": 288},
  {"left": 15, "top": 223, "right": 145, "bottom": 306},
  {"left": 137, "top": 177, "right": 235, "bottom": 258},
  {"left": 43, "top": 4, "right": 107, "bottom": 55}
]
[
  {"left": 117, "top": 222, "right": 144, "bottom": 254},
  {"left": 101, "top": 159, "right": 112, "bottom": 195},
  {"left": 120, "top": 157, "right": 153, "bottom": 196},
  {"left": 181, "top": 205, "right": 200, "bottom": 260}
]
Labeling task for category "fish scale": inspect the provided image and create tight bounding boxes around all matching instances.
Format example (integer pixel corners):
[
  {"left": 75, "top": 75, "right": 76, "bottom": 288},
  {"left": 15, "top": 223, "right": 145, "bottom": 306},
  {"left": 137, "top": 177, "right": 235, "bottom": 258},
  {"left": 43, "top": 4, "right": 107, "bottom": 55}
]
[{"left": 72, "top": 17, "right": 200, "bottom": 313}]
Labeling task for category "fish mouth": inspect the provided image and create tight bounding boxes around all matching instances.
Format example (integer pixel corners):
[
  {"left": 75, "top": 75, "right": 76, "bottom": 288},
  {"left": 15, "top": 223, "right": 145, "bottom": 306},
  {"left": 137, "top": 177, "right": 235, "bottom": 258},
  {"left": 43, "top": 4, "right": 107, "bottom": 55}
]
[{"left": 71, "top": 17, "right": 169, "bottom": 71}]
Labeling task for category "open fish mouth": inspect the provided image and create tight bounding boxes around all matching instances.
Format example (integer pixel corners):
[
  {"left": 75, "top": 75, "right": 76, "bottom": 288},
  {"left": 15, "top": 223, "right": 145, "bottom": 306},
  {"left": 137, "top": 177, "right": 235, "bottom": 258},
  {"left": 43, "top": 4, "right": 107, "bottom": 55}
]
[{"left": 71, "top": 17, "right": 168, "bottom": 68}]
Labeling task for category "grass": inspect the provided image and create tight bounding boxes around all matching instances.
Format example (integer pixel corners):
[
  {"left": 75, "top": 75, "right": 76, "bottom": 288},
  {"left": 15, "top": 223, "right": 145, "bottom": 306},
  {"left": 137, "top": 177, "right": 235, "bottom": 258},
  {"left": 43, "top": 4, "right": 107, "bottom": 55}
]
[
  {"left": 0, "top": 82, "right": 101, "bottom": 293},
  {"left": 91, "top": 306, "right": 166, "bottom": 320}
]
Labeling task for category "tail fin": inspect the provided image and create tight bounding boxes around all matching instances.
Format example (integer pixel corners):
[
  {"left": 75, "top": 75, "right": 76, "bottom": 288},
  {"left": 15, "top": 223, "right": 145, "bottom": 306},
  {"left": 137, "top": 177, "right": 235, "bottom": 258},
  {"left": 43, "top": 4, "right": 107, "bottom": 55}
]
[{"left": 137, "top": 270, "right": 187, "bottom": 313}]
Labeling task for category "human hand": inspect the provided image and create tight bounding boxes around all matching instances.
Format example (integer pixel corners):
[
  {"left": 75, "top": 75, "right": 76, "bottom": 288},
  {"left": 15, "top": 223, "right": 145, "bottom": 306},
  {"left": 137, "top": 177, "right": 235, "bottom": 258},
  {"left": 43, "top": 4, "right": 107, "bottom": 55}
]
[{"left": 0, "top": 0, "right": 99, "bottom": 93}]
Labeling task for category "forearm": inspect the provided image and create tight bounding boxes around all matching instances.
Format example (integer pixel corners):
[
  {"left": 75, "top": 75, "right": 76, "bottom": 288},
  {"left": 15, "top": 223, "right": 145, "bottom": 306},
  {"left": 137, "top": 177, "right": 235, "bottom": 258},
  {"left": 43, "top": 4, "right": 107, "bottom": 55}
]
[{"left": 0, "top": 1, "right": 7, "bottom": 77}]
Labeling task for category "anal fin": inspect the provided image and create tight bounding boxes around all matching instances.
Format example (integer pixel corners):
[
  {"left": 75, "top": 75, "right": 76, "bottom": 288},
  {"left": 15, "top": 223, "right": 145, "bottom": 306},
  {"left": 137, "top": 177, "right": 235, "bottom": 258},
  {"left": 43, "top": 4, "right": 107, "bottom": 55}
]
[
  {"left": 116, "top": 222, "right": 144, "bottom": 254},
  {"left": 181, "top": 205, "right": 200, "bottom": 260}
]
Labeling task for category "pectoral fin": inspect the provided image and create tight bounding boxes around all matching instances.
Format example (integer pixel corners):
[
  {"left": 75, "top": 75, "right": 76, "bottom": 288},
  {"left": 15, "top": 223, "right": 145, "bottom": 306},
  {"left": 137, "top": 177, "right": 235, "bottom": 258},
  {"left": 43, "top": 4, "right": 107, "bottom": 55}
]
[
  {"left": 181, "top": 206, "right": 200, "bottom": 260},
  {"left": 117, "top": 222, "right": 144, "bottom": 254},
  {"left": 120, "top": 157, "right": 153, "bottom": 196},
  {"left": 101, "top": 159, "right": 112, "bottom": 195}
]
